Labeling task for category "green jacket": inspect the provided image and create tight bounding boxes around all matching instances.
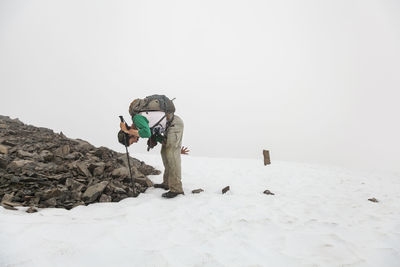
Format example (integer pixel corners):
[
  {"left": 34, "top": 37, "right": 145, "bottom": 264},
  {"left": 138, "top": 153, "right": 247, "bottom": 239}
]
[
  {"left": 133, "top": 115, "right": 151, "bottom": 138},
  {"left": 132, "top": 115, "right": 164, "bottom": 143}
]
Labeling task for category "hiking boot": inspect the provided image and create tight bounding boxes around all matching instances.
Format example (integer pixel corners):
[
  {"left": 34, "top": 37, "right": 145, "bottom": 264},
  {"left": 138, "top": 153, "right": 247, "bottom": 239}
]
[
  {"left": 153, "top": 183, "right": 169, "bottom": 190},
  {"left": 161, "top": 191, "right": 184, "bottom": 198}
]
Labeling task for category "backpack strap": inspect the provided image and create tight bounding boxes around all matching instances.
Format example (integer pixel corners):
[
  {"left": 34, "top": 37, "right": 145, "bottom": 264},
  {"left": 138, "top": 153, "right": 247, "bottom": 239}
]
[{"left": 149, "top": 114, "right": 167, "bottom": 134}]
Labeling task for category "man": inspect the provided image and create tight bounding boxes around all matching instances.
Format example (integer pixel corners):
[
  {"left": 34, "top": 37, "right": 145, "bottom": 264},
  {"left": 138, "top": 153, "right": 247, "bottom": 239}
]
[{"left": 120, "top": 109, "right": 188, "bottom": 199}]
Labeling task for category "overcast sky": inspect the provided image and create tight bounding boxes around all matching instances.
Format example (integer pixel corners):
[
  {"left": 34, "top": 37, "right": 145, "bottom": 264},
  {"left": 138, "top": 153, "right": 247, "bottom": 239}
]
[{"left": 1, "top": 0, "right": 399, "bottom": 172}]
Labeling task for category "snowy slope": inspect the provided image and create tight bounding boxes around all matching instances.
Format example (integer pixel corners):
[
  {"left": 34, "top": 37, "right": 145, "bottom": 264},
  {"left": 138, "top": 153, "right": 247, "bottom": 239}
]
[{"left": 1, "top": 154, "right": 399, "bottom": 267}]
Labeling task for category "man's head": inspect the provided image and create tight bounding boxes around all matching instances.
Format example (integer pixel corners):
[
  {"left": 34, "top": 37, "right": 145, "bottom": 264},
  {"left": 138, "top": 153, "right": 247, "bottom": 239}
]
[{"left": 128, "top": 135, "right": 139, "bottom": 145}]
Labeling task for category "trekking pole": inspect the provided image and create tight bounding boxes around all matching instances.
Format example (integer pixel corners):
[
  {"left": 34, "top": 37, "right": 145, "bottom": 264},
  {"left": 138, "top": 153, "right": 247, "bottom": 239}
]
[{"left": 119, "top": 116, "right": 135, "bottom": 193}]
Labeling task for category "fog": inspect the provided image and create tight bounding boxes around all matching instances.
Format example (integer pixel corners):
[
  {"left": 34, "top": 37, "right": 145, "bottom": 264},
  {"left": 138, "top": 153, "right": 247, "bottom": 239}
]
[{"left": 1, "top": 0, "right": 399, "bottom": 172}]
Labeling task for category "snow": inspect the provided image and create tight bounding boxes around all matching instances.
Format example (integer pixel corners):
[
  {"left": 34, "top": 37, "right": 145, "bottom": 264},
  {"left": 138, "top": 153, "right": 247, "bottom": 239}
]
[{"left": 1, "top": 154, "right": 399, "bottom": 267}]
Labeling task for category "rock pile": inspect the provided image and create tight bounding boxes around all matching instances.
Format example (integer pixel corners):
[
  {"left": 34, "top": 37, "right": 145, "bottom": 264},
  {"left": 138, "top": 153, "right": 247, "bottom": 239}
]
[{"left": 0, "top": 115, "right": 160, "bottom": 211}]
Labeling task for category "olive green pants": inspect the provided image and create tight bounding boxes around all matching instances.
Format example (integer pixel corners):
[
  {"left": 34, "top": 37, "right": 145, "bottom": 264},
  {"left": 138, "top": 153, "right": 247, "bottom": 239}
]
[{"left": 160, "top": 115, "right": 184, "bottom": 193}]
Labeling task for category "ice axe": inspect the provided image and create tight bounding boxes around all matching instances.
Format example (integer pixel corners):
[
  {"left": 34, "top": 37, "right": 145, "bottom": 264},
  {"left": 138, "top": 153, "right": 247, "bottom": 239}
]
[{"left": 119, "top": 115, "right": 135, "bottom": 193}]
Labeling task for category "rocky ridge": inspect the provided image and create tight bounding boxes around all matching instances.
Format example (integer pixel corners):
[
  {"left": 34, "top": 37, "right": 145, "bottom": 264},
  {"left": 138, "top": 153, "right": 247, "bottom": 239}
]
[{"left": 0, "top": 115, "right": 160, "bottom": 211}]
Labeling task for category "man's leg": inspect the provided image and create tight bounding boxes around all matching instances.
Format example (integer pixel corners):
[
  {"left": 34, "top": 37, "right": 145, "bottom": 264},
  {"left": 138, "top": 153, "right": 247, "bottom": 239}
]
[
  {"left": 159, "top": 144, "right": 169, "bottom": 188},
  {"left": 164, "top": 116, "right": 184, "bottom": 193}
]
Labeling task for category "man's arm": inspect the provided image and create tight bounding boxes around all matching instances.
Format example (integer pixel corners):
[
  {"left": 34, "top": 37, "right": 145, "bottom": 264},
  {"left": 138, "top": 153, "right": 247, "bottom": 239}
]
[
  {"left": 120, "top": 122, "right": 140, "bottom": 137},
  {"left": 119, "top": 115, "right": 151, "bottom": 138}
]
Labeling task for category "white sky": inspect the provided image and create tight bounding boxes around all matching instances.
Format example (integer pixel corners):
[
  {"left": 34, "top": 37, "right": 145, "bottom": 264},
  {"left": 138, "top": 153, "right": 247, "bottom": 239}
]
[{"left": 1, "top": 0, "right": 399, "bottom": 172}]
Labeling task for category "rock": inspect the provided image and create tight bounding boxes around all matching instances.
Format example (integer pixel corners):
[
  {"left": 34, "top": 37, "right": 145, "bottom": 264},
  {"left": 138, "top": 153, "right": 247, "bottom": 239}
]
[
  {"left": 131, "top": 167, "right": 145, "bottom": 178},
  {"left": 105, "top": 161, "right": 113, "bottom": 169},
  {"left": 1, "top": 193, "right": 15, "bottom": 203},
  {"left": 93, "top": 166, "right": 104, "bottom": 176},
  {"left": 135, "top": 177, "right": 153, "bottom": 187},
  {"left": 34, "top": 162, "right": 56, "bottom": 172},
  {"left": 71, "top": 191, "right": 82, "bottom": 201},
  {"left": 138, "top": 164, "right": 161, "bottom": 176},
  {"left": 72, "top": 201, "right": 85, "bottom": 208},
  {"left": 82, "top": 181, "right": 109, "bottom": 203},
  {"left": 1, "top": 203, "right": 17, "bottom": 210},
  {"left": 93, "top": 165, "right": 105, "bottom": 177},
  {"left": 112, "top": 167, "right": 129, "bottom": 178},
  {"left": 99, "top": 194, "right": 112, "bottom": 202},
  {"left": 192, "top": 189, "right": 204, "bottom": 194},
  {"left": 19, "top": 177, "right": 42, "bottom": 183},
  {"left": 114, "top": 187, "right": 127, "bottom": 194},
  {"left": 10, "top": 176, "right": 21, "bottom": 183},
  {"left": 59, "top": 132, "right": 67, "bottom": 138},
  {"left": 8, "top": 159, "right": 34, "bottom": 169},
  {"left": 40, "top": 188, "right": 62, "bottom": 201},
  {"left": 0, "top": 155, "right": 8, "bottom": 169},
  {"left": 56, "top": 190, "right": 70, "bottom": 204},
  {"left": 1, "top": 140, "right": 16, "bottom": 147},
  {"left": 47, "top": 174, "right": 66, "bottom": 183},
  {"left": 74, "top": 139, "right": 94, "bottom": 152},
  {"left": 65, "top": 152, "right": 82, "bottom": 160},
  {"left": 107, "top": 182, "right": 128, "bottom": 194},
  {"left": 117, "top": 154, "right": 142, "bottom": 168},
  {"left": 88, "top": 162, "right": 105, "bottom": 176},
  {"left": 17, "top": 150, "right": 36, "bottom": 158},
  {"left": 263, "top": 190, "right": 275, "bottom": 195},
  {"left": 27, "top": 197, "right": 40, "bottom": 206},
  {"left": 26, "top": 206, "right": 38, "bottom": 213},
  {"left": 44, "top": 197, "right": 57, "bottom": 207},
  {"left": 54, "top": 145, "right": 70, "bottom": 158},
  {"left": 40, "top": 150, "right": 54, "bottom": 162},
  {"left": 0, "top": 144, "right": 8, "bottom": 155},
  {"left": 368, "top": 198, "right": 379, "bottom": 203},
  {"left": 1, "top": 201, "right": 21, "bottom": 207},
  {"left": 76, "top": 162, "right": 91, "bottom": 177},
  {"left": 65, "top": 178, "right": 85, "bottom": 192},
  {"left": 263, "top": 150, "right": 271, "bottom": 165},
  {"left": 222, "top": 186, "right": 230, "bottom": 194}
]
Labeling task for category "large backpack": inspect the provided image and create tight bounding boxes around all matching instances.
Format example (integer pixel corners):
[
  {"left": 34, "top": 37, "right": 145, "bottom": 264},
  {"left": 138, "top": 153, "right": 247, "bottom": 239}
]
[{"left": 129, "top": 95, "right": 175, "bottom": 119}]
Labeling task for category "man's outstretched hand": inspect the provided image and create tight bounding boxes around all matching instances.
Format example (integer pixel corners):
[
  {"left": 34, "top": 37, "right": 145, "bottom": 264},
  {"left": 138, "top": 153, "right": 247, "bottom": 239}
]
[{"left": 181, "top": 146, "right": 190, "bottom": 155}]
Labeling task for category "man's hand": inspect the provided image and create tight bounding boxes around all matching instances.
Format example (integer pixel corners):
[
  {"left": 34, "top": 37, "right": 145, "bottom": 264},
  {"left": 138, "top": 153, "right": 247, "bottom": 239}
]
[
  {"left": 181, "top": 146, "right": 190, "bottom": 155},
  {"left": 120, "top": 122, "right": 128, "bottom": 133},
  {"left": 120, "top": 122, "right": 140, "bottom": 138}
]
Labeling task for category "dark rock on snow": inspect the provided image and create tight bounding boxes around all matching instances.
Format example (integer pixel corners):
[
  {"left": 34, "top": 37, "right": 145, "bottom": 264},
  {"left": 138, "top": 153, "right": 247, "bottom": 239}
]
[
  {"left": 368, "top": 197, "right": 379, "bottom": 203},
  {"left": 222, "top": 186, "right": 230, "bottom": 194},
  {"left": 0, "top": 115, "right": 161, "bottom": 211},
  {"left": 26, "top": 206, "right": 38, "bottom": 213},
  {"left": 263, "top": 190, "right": 275, "bottom": 195},
  {"left": 192, "top": 189, "right": 204, "bottom": 194}
]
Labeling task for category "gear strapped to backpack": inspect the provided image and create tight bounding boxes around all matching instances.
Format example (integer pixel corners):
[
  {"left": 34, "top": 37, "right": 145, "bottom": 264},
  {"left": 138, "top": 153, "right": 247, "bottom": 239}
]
[{"left": 129, "top": 95, "right": 176, "bottom": 150}]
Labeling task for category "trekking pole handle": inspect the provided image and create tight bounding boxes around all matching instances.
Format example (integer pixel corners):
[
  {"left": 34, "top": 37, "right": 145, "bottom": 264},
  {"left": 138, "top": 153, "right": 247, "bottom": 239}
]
[{"left": 119, "top": 115, "right": 130, "bottom": 130}]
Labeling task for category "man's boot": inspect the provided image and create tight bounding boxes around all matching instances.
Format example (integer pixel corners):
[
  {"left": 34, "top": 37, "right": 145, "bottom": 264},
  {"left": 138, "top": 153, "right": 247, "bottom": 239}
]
[
  {"left": 162, "top": 191, "right": 184, "bottom": 198},
  {"left": 154, "top": 183, "right": 169, "bottom": 190}
]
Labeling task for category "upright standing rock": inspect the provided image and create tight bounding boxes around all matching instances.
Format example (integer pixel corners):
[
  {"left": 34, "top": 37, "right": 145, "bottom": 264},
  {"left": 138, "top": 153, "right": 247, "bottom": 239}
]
[{"left": 263, "top": 150, "right": 271, "bottom": 166}]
